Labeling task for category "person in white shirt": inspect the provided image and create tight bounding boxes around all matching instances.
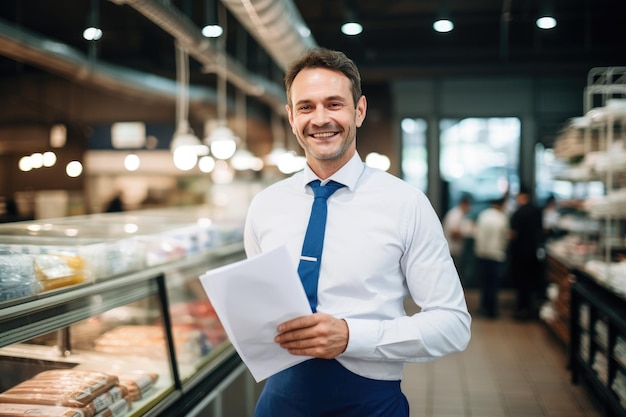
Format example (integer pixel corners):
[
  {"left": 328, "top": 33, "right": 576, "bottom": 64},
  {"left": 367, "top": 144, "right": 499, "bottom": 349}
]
[
  {"left": 442, "top": 194, "right": 473, "bottom": 269},
  {"left": 474, "top": 197, "right": 510, "bottom": 318},
  {"left": 244, "top": 47, "right": 471, "bottom": 417}
]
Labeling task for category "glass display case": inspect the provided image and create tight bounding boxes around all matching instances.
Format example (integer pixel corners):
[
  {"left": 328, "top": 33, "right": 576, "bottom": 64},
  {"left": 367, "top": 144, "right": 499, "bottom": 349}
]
[{"left": 0, "top": 206, "right": 253, "bottom": 417}]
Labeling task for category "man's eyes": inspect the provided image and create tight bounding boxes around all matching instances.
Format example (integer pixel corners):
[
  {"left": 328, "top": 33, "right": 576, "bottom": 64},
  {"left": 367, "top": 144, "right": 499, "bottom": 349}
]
[{"left": 298, "top": 103, "right": 343, "bottom": 111}]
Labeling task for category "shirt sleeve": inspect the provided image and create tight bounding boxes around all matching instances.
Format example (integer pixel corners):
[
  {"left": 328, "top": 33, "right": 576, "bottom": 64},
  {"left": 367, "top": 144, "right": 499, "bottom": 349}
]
[
  {"left": 342, "top": 193, "right": 472, "bottom": 362},
  {"left": 243, "top": 198, "right": 262, "bottom": 258}
]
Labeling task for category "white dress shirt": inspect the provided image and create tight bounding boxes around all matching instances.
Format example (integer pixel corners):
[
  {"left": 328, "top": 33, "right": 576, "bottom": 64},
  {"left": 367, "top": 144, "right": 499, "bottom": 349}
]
[
  {"left": 442, "top": 206, "right": 472, "bottom": 257},
  {"left": 244, "top": 152, "right": 471, "bottom": 381},
  {"left": 474, "top": 207, "right": 509, "bottom": 262}
]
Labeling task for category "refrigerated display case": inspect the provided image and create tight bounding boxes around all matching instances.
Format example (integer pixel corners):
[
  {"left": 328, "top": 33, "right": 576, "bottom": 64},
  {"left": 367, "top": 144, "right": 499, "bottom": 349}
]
[{"left": 0, "top": 206, "right": 256, "bottom": 417}]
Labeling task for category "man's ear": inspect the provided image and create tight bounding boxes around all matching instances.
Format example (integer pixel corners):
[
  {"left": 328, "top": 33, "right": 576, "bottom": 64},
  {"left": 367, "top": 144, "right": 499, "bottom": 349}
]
[{"left": 355, "top": 95, "right": 367, "bottom": 128}]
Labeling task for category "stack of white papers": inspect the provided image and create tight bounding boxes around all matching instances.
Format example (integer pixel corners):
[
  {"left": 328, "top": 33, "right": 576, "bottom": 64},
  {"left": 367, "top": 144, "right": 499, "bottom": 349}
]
[{"left": 199, "top": 245, "right": 312, "bottom": 382}]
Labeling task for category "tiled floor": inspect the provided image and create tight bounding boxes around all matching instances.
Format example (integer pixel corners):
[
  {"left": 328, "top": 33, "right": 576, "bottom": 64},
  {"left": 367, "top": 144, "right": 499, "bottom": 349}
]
[{"left": 401, "top": 289, "right": 604, "bottom": 417}]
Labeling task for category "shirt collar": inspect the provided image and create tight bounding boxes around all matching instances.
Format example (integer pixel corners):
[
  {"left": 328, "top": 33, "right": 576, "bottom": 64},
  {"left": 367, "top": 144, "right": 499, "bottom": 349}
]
[{"left": 302, "top": 151, "right": 364, "bottom": 192}]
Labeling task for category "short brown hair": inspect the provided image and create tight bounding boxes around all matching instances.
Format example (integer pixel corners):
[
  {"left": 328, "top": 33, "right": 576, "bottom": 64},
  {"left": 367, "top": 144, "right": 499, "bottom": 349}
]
[{"left": 284, "top": 47, "right": 362, "bottom": 108}]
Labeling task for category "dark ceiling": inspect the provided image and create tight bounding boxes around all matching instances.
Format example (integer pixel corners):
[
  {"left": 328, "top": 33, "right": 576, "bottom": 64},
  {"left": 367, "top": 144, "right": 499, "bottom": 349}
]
[
  {"left": 296, "top": 0, "right": 626, "bottom": 80},
  {"left": 1, "top": 0, "right": 625, "bottom": 84}
]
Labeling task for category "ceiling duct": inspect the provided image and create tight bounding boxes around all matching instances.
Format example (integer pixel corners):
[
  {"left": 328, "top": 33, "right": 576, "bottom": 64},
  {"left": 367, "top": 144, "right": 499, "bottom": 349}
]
[
  {"left": 0, "top": 18, "right": 216, "bottom": 104},
  {"left": 108, "top": 0, "right": 287, "bottom": 112},
  {"left": 219, "top": 0, "right": 317, "bottom": 70}
]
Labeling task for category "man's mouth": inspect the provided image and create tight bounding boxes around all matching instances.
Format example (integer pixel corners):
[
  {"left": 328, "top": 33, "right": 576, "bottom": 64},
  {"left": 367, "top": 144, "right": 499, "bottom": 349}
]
[{"left": 311, "top": 132, "right": 337, "bottom": 138}]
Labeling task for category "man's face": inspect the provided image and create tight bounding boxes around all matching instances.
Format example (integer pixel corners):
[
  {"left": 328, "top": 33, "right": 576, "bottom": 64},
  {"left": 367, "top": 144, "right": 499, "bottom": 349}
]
[{"left": 286, "top": 67, "right": 366, "bottom": 166}]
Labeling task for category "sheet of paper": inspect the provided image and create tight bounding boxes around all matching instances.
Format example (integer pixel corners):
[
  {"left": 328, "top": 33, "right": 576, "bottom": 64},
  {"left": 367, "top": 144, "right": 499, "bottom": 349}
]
[{"left": 199, "top": 245, "right": 312, "bottom": 382}]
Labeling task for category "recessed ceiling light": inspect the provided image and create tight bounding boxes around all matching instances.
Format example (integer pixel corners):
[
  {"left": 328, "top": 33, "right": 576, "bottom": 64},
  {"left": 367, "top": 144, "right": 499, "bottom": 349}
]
[
  {"left": 202, "top": 24, "right": 223, "bottom": 38},
  {"left": 433, "top": 19, "right": 454, "bottom": 33},
  {"left": 83, "top": 27, "right": 102, "bottom": 41},
  {"left": 341, "top": 22, "right": 363, "bottom": 36},
  {"left": 536, "top": 16, "right": 557, "bottom": 29}
]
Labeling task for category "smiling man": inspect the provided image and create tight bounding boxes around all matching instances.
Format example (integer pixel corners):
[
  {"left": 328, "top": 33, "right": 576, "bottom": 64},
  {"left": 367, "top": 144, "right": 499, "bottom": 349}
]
[{"left": 244, "top": 47, "right": 471, "bottom": 417}]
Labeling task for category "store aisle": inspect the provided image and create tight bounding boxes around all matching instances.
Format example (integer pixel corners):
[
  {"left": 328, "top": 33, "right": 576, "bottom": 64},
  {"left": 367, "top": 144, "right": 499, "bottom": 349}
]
[{"left": 401, "top": 289, "right": 603, "bottom": 417}]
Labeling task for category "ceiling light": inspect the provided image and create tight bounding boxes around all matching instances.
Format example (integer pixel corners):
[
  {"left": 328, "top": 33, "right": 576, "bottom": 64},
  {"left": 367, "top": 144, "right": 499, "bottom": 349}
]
[
  {"left": 30, "top": 153, "right": 44, "bottom": 169},
  {"left": 230, "top": 148, "right": 254, "bottom": 170},
  {"left": 206, "top": 125, "right": 238, "bottom": 160},
  {"left": 198, "top": 155, "right": 216, "bottom": 173},
  {"left": 341, "top": 22, "right": 363, "bottom": 36},
  {"left": 42, "top": 151, "right": 57, "bottom": 167},
  {"left": 18, "top": 156, "right": 33, "bottom": 172},
  {"left": 66, "top": 161, "right": 83, "bottom": 178},
  {"left": 433, "top": 19, "right": 454, "bottom": 33},
  {"left": 171, "top": 131, "right": 207, "bottom": 171},
  {"left": 124, "top": 153, "right": 140, "bottom": 171},
  {"left": 536, "top": 16, "right": 557, "bottom": 29},
  {"left": 83, "top": 27, "right": 103, "bottom": 41},
  {"left": 202, "top": 24, "right": 223, "bottom": 38}
]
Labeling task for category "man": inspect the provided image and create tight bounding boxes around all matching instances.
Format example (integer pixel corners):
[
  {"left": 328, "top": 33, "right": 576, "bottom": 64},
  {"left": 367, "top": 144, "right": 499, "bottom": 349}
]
[
  {"left": 474, "top": 197, "right": 509, "bottom": 318},
  {"left": 244, "top": 47, "right": 471, "bottom": 417},
  {"left": 442, "top": 194, "right": 473, "bottom": 269},
  {"left": 509, "top": 185, "right": 544, "bottom": 320}
]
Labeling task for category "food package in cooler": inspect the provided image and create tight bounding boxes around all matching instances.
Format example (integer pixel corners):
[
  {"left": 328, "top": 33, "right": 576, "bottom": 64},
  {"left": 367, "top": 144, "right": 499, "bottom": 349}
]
[
  {"left": 77, "top": 239, "right": 146, "bottom": 280},
  {"left": 0, "top": 403, "right": 91, "bottom": 417},
  {"left": 0, "top": 251, "right": 38, "bottom": 302},
  {"left": 139, "top": 236, "right": 186, "bottom": 266},
  {"left": 91, "top": 395, "right": 131, "bottom": 417},
  {"left": 170, "top": 300, "right": 227, "bottom": 347},
  {"left": 94, "top": 325, "right": 205, "bottom": 364},
  {"left": 34, "top": 253, "right": 88, "bottom": 291},
  {"left": 115, "top": 371, "right": 159, "bottom": 401},
  {"left": 0, "top": 370, "right": 121, "bottom": 417}
]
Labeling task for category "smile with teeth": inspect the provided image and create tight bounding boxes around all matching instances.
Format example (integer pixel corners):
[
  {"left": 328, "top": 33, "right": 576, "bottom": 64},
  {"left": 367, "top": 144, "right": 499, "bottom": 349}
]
[{"left": 311, "top": 132, "right": 336, "bottom": 138}]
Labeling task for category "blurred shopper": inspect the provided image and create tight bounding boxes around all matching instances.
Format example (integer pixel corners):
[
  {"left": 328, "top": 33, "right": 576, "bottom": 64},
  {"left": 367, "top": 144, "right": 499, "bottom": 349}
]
[
  {"left": 542, "top": 194, "right": 560, "bottom": 238},
  {"left": 0, "top": 198, "right": 24, "bottom": 223},
  {"left": 474, "top": 197, "right": 509, "bottom": 318},
  {"left": 509, "top": 185, "right": 544, "bottom": 320},
  {"left": 105, "top": 192, "right": 124, "bottom": 213},
  {"left": 442, "top": 194, "right": 473, "bottom": 269}
]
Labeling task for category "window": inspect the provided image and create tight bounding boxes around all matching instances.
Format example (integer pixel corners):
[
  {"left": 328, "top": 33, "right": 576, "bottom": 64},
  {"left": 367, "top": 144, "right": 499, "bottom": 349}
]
[
  {"left": 440, "top": 117, "right": 521, "bottom": 215},
  {"left": 401, "top": 118, "right": 428, "bottom": 192}
]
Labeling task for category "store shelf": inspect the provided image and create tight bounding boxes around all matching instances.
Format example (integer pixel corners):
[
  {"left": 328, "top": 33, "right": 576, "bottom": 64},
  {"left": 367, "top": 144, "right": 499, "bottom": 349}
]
[
  {"left": 570, "top": 271, "right": 626, "bottom": 417},
  {"left": 543, "top": 254, "right": 575, "bottom": 345}
]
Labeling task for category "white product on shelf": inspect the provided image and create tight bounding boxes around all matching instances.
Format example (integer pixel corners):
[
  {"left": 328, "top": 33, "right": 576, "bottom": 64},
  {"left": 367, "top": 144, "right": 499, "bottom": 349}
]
[{"left": 585, "top": 259, "right": 626, "bottom": 295}]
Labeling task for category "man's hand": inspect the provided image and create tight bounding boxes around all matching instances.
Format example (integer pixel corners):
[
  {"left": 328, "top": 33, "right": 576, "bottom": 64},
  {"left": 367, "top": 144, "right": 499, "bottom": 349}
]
[{"left": 274, "top": 313, "right": 349, "bottom": 359}]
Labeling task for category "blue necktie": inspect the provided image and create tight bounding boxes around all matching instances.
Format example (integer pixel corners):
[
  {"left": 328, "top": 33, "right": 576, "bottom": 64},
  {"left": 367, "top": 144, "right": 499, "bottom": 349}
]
[{"left": 298, "top": 180, "right": 345, "bottom": 312}]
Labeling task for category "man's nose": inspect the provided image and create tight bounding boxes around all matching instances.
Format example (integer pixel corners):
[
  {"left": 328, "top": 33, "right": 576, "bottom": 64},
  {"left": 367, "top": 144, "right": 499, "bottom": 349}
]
[{"left": 311, "top": 106, "right": 330, "bottom": 125}]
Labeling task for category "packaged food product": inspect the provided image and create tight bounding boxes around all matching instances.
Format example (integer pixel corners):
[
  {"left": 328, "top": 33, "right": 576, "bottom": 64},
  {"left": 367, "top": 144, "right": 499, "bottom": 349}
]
[
  {"left": 0, "top": 370, "right": 119, "bottom": 416},
  {"left": 92, "top": 396, "right": 131, "bottom": 417},
  {"left": 0, "top": 402, "right": 89, "bottom": 417},
  {"left": 115, "top": 372, "right": 158, "bottom": 401},
  {"left": 34, "top": 254, "right": 87, "bottom": 291},
  {"left": 0, "top": 251, "right": 38, "bottom": 302},
  {"left": 94, "top": 325, "right": 205, "bottom": 363}
]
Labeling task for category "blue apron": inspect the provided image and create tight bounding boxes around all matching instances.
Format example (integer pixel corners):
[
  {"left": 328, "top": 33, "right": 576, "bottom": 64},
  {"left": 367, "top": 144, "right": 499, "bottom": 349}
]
[{"left": 254, "top": 358, "right": 409, "bottom": 417}]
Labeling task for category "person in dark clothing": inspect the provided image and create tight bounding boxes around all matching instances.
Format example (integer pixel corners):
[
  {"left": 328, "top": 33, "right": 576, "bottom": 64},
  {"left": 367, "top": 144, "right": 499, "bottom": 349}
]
[
  {"left": 509, "top": 185, "right": 544, "bottom": 320},
  {"left": 105, "top": 192, "right": 124, "bottom": 213}
]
